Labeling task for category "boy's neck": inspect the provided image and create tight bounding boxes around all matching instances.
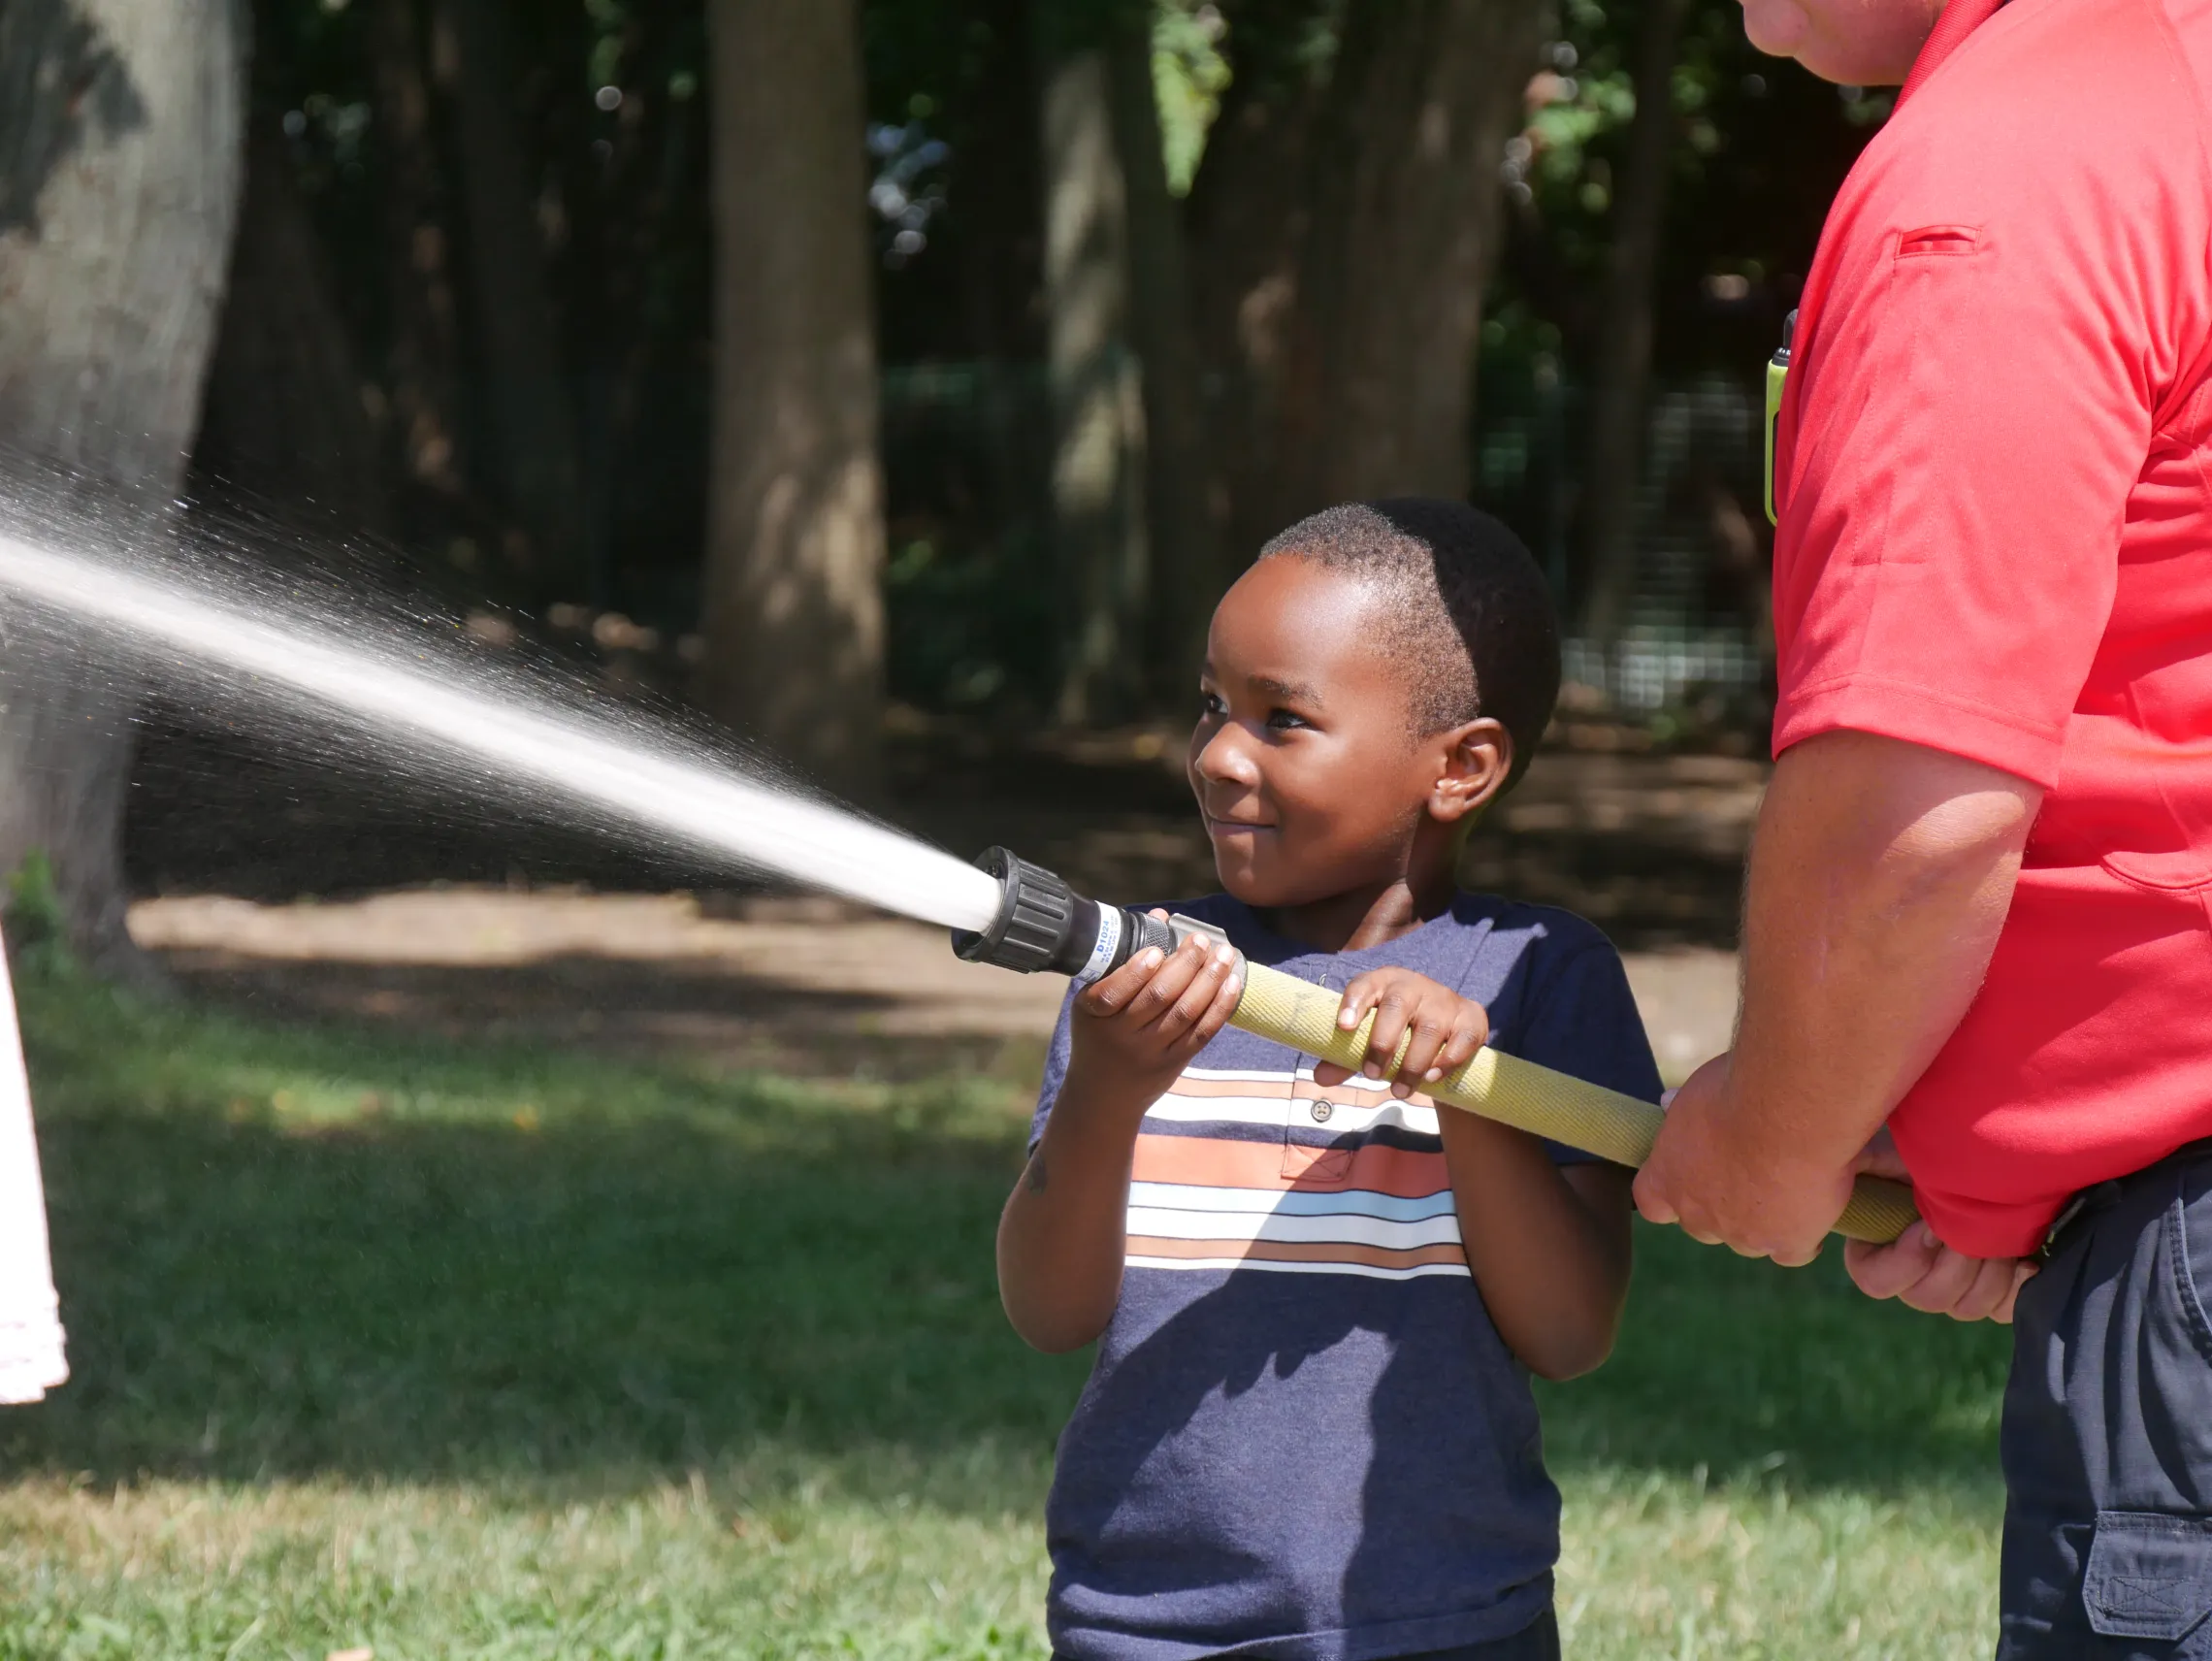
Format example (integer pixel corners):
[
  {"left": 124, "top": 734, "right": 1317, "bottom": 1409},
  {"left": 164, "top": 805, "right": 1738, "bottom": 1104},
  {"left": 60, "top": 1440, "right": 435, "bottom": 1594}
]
[{"left": 1261, "top": 863, "right": 1460, "bottom": 955}]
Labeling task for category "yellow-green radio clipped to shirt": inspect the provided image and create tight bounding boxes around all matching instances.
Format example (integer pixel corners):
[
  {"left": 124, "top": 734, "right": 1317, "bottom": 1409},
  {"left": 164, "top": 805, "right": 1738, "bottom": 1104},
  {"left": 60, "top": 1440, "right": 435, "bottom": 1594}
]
[{"left": 1765, "top": 308, "right": 1798, "bottom": 526}]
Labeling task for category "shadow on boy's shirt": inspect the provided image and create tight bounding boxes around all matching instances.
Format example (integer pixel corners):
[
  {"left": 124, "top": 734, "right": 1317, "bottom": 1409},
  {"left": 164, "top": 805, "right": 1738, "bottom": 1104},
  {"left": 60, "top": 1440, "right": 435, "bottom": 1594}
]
[{"left": 1045, "top": 1263, "right": 1561, "bottom": 1644}]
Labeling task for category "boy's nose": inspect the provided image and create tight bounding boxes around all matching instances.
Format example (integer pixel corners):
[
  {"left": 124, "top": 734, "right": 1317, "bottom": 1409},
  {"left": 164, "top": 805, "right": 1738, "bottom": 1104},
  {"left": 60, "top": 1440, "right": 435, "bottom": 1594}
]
[{"left": 1192, "top": 722, "right": 1262, "bottom": 786}]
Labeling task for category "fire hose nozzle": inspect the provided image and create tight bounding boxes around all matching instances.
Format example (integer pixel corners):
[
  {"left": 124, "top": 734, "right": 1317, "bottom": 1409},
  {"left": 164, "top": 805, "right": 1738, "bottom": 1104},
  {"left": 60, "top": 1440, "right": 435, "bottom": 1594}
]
[{"left": 953, "top": 845, "right": 1218, "bottom": 985}]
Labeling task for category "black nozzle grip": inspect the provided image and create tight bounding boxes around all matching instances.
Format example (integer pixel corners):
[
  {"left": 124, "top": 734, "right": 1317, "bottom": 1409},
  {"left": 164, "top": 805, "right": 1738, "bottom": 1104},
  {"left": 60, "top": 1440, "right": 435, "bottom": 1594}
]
[
  {"left": 955, "top": 846, "right": 1101, "bottom": 976},
  {"left": 953, "top": 847, "right": 1189, "bottom": 984},
  {"left": 1123, "top": 909, "right": 1175, "bottom": 961}
]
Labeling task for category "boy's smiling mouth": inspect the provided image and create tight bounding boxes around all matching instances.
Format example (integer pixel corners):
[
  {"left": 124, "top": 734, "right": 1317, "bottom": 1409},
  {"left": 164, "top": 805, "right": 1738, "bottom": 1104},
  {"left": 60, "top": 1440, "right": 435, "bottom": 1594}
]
[{"left": 1201, "top": 811, "right": 1277, "bottom": 836}]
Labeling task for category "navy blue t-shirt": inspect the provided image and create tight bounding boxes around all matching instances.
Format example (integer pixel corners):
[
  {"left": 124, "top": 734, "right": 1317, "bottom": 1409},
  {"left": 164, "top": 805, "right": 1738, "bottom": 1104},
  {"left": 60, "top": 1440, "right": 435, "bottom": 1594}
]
[{"left": 1026, "top": 892, "right": 1663, "bottom": 1661}]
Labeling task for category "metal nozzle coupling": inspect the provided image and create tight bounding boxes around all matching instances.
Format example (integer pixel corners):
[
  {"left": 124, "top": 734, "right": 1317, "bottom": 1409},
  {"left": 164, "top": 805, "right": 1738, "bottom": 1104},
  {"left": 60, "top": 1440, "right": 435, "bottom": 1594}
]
[{"left": 953, "top": 846, "right": 1182, "bottom": 984}]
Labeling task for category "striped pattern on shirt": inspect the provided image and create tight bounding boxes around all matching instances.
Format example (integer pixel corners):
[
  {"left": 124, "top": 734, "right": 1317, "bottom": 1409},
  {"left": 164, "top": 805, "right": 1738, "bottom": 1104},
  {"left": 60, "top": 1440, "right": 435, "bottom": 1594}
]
[{"left": 1126, "top": 1064, "right": 1467, "bottom": 1280}]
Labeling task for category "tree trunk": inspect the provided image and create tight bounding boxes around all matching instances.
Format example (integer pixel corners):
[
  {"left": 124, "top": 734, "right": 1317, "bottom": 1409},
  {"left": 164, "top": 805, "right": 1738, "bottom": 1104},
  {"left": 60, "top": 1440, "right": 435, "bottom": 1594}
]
[
  {"left": 0, "top": 0, "right": 246, "bottom": 972},
  {"left": 1191, "top": 0, "right": 1542, "bottom": 556},
  {"left": 194, "top": 116, "right": 388, "bottom": 533},
  {"left": 1039, "top": 10, "right": 1148, "bottom": 726},
  {"left": 374, "top": 0, "right": 466, "bottom": 505},
  {"left": 953, "top": 0, "right": 1048, "bottom": 603},
  {"left": 1579, "top": 0, "right": 1689, "bottom": 652},
  {"left": 442, "top": 0, "right": 586, "bottom": 603},
  {"left": 1107, "top": 3, "right": 1217, "bottom": 700},
  {"left": 699, "top": 0, "right": 884, "bottom": 797},
  {"left": 1182, "top": 0, "right": 1326, "bottom": 570}
]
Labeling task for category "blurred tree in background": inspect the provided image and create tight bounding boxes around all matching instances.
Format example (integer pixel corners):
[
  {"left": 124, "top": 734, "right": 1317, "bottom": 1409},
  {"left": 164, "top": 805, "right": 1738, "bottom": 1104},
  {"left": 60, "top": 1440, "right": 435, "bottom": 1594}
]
[
  {"left": 1, "top": 0, "right": 1895, "bottom": 882},
  {"left": 0, "top": 0, "right": 247, "bottom": 967},
  {"left": 700, "top": 0, "right": 886, "bottom": 796}
]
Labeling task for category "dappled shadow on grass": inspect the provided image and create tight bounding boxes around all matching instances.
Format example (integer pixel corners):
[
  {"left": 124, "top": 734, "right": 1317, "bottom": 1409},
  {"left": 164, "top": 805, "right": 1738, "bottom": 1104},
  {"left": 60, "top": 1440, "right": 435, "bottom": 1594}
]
[
  {"left": 3, "top": 968, "right": 1087, "bottom": 1512},
  {"left": 1540, "top": 1223, "right": 2012, "bottom": 1498},
  {"left": 12, "top": 1105, "right": 1089, "bottom": 1507},
  {"left": 3, "top": 968, "right": 2006, "bottom": 1516},
  {"left": 165, "top": 947, "right": 1053, "bottom": 1083}
]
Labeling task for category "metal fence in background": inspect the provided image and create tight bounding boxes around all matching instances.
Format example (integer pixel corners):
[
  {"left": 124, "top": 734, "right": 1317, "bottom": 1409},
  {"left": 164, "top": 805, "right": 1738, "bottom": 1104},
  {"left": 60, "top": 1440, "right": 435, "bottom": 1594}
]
[
  {"left": 1472, "top": 362, "right": 1772, "bottom": 713},
  {"left": 879, "top": 359, "right": 1777, "bottom": 718}
]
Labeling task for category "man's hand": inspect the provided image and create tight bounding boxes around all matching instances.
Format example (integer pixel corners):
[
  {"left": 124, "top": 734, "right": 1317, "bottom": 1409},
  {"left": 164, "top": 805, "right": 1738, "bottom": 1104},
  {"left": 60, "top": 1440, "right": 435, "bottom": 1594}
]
[
  {"left": 1839, "top": 1129, "right": 2034, "bottom": 1321},
  {"left": 1632, "top": 1054, "right": 1853, "bottom": 1264},
  {"left": 1312, "top": 967, "right": 1489, "bottom": 1098},
  {"left": 1632, "top": 731, "right": 2041, "bottom": 1271}
]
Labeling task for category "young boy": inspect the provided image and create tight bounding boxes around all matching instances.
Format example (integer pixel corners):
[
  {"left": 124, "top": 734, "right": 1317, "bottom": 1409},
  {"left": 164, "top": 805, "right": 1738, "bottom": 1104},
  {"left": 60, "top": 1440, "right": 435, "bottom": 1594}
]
[{"left": 996, "top": 499, "right": 1661, "bottom": 1661}]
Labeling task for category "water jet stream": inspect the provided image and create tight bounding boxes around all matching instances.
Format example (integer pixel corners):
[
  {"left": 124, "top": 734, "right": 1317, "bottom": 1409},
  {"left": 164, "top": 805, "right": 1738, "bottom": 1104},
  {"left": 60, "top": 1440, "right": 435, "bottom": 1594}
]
[{"left": 0, "top": 533, "right": 1003, "bottom": 933}]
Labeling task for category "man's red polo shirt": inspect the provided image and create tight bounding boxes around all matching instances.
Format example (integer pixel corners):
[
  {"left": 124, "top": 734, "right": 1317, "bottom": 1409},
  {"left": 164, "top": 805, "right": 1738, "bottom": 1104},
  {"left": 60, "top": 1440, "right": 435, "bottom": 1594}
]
[{"left": 1771, "top": 0, "right": 2212, "bottom": 1255}]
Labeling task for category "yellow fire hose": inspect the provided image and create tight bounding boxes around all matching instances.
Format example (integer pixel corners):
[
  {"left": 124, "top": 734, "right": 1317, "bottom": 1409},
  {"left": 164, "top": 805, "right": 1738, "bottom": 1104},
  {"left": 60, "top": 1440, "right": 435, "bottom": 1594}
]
[
  {"left": 952, "top": 848, "right": 1921, "bottom": 1247},
  {"left": 1228, "top": 957, "right": 1919, "bottom": 1246}
]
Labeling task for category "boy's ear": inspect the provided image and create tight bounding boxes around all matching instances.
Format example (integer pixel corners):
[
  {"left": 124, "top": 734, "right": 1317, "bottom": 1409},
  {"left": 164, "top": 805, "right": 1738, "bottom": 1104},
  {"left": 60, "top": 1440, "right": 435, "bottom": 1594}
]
[{"left": 1427, "top": 717, "right": 1513, "bottom": 825}]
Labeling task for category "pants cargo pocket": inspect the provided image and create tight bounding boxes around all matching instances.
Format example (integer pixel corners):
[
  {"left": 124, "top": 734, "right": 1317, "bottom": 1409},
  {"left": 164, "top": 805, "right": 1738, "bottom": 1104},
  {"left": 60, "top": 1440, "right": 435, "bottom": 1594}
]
[{"left": 2086, "top": 1513, "right": 2212, "bottom": 1645}]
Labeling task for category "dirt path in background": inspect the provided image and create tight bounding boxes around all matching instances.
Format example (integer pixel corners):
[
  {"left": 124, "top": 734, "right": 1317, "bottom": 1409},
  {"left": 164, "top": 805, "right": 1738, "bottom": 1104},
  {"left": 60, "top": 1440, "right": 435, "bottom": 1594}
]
[
  {"left": 130, "top": 889, "right": 1739, "bottom": 1087},
  {"left": 123, "top": 720, "right": 1757, "bottom": 1084}
]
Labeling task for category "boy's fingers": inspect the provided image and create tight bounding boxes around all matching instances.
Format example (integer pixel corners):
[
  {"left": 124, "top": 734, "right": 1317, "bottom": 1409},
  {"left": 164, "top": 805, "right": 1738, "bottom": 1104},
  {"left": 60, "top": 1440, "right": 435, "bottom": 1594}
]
[
  {"left": 1077, "top": 946, "right": 1165, "bottom": 1015},
  {"left": 1364, "top": 993, "right": 1413, "bottom": 1080},
  {"left": 1166, "top": 948, "right": 1235, "bottom": 1035},
  {"left": 1114, "top": 940, "right": 1202, "bottom": 1027},
  {"left": 1393, "top": 1016, "right": 1449, "bottom": 1097},
  {"left": 1156, "top": 947, "right": 1238, "bottom": 1046},
  {"left": 1182, "top": 959, "right": 1246, "bottom": 1051},
  {"left": 1334, "top": 977, "right": 1382, "bottom": 1033},
  {"left": 1429, "top": 1013, "right": 1488, "bottom": 1081},
  {"left": 1145, "top": 942, "right": 1228, "bottom": 1038}
]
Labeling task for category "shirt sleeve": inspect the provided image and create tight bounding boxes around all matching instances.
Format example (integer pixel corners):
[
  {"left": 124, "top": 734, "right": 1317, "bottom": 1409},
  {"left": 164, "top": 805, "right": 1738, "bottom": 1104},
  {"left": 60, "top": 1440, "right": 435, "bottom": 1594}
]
[
  {"left": 1027, "top": 987, "right": 1077, "bottom": 1155},
  {"left": 1499, "top": 941, "right": 1664, "bottom": 1166},
  {"left": 1771, "top": 100, "right": 2181, "bottom": 786}
]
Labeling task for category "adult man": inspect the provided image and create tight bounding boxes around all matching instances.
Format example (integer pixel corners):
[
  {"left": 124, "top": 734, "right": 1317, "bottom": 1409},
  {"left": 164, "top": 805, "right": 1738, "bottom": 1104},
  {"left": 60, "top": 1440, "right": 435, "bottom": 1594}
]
[{"left": 1634, "top": 0, "right": 2212, "bottom": 1652}]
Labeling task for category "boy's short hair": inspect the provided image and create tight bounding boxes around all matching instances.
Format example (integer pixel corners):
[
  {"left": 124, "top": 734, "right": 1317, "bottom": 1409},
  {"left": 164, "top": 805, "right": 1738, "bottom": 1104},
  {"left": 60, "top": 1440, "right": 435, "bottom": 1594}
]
[{"left": 1258, "top": 498, "right": 1560, "bottom": 787}]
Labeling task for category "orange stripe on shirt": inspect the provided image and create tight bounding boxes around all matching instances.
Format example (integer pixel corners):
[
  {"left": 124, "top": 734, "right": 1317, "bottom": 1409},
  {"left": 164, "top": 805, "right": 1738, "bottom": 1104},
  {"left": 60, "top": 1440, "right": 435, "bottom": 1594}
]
[
  {"left": 1125, "top": 1234, "right": 1468, "bottom": 1271},
  {"left": 1130, "top": 1132, "right": 1449, "bottom": 1198}
]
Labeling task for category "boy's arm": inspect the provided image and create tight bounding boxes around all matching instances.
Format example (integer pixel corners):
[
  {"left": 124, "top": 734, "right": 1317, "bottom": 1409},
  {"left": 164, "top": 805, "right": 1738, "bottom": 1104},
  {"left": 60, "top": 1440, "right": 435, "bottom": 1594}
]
[
  {"left": 1439, "top": 1118, "right": 1631, "bottom": 1380},
  {"left": 1323, "top": 959, "right": 1637, "bottom": 1380},
  {"left": 996, "top": 928, "right": 1243, "bottom": 1353}
]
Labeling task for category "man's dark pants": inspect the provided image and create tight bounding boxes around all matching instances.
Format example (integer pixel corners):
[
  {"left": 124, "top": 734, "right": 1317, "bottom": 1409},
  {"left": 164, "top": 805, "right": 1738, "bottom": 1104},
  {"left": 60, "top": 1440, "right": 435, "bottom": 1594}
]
[{"left": 2000, "top": 1142, "right": 2212, "bottom": 1657}]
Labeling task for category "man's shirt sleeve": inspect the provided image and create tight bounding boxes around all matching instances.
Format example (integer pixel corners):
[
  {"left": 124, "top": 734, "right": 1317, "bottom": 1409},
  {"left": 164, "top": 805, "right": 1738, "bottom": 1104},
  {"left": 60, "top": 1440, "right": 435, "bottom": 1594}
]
[{"left": 1771, "top": 75, "right": 2195, "bottom": 786}]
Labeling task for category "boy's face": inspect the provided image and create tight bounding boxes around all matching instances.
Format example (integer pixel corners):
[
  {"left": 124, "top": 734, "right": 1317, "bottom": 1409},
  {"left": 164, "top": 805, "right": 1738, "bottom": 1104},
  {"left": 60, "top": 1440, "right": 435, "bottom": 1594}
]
[{"left": 1188, "top": 557, "right": 1509, "bottom": 910}]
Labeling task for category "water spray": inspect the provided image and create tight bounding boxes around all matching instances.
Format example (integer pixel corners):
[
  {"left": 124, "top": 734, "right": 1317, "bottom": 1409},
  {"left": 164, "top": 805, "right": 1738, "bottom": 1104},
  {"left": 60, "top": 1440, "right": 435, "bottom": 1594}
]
[
  {"left": 954, "top": 847, "right": 1918, "bottom": 1245},
  {"left": 0, "top": 532, "right": 1002, "bottom": 932}
]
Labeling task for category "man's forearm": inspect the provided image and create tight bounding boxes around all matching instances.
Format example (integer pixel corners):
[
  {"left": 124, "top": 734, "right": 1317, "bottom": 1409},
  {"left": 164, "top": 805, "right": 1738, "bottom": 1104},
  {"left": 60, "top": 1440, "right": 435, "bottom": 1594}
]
[
  {"left": 1635, "top": 729, "right": 2042, "bottom": 1258},
  {"left": 1728, "top": 730, "right": 2041, "bottom": 1172}
]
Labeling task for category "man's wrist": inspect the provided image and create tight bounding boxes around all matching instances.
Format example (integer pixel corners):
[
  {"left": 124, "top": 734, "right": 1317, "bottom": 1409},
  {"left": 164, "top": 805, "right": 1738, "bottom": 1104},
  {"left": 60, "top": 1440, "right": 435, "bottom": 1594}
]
[{"left": 1706, "top": 1048, "right": 1883, "bottom": 1186}]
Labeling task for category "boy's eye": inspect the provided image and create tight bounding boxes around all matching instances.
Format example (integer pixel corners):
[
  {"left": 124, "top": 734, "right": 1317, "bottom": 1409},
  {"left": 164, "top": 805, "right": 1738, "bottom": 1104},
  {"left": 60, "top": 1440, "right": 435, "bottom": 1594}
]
[
  {"left": 1198, "top": 690, "right": 1227, "bottom": 718},
  {"left": 1265, "top": 707, "right": 1310, "bottom": 732}
]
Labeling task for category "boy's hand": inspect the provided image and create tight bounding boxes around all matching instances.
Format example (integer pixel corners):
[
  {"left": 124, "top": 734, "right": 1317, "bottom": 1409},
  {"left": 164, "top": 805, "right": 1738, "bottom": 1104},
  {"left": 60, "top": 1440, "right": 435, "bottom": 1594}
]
[
  {"left": 1067, "top": 913, "right": 1245, "bottom": 1105},
  {"left": 1313, "top": 967, "right": 1489, "bottom": 1099}
]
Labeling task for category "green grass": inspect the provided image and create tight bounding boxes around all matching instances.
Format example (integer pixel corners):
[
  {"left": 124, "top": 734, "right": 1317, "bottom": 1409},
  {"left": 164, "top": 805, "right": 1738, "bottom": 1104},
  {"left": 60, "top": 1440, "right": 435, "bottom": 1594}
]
[{"left": 0, "top": 966, "right": 2012, "bottom": 1659}]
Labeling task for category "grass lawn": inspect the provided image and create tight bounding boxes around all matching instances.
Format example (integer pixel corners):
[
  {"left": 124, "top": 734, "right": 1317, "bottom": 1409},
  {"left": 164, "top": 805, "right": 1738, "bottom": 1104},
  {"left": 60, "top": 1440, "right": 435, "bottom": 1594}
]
[{"left": 0, "top": 964, "right": 2012, "bottom": 1660}]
